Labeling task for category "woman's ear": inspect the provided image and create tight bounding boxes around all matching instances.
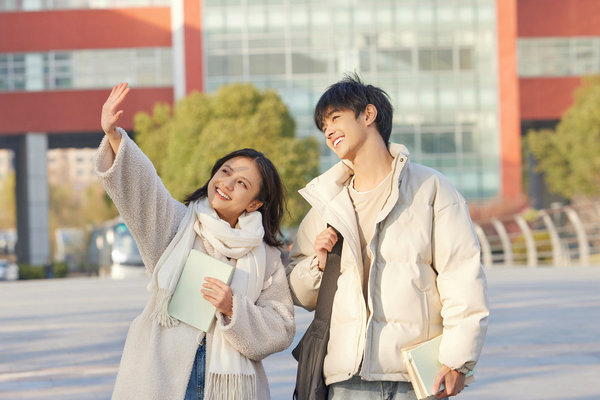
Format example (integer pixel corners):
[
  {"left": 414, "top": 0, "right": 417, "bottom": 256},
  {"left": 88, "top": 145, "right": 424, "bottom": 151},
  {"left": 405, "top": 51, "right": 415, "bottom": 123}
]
[{"left": 246, "top": 199, "right": 263, "bottom": 213}]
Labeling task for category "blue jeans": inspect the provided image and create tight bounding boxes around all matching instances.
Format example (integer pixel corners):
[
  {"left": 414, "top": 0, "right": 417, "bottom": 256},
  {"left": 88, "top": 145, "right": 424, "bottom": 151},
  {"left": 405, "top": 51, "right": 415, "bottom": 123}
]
[
  {"left": 328, "top": 375, "right": 420, "bottom": 400},
  {"left": 184, "top": 338, "right": 206, "bottom": 400}
]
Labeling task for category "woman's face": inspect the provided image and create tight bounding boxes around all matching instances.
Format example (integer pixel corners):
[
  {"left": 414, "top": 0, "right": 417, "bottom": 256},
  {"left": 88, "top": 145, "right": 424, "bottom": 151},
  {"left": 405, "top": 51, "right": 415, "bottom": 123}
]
[{"left": 207, "top": 156, "right": 263, "bottom": 227}]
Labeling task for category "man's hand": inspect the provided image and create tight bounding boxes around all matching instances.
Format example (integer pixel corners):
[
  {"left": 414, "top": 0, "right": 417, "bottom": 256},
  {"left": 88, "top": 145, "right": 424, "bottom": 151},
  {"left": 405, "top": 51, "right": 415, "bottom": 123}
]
[
  {"left": 202, "top": 277, "right": 234, "bottom": 317},
  {"left": 313, "top": 227, "right": 338, "bottom": 271},
  {"left": 432, "top": 365, "right": 466, "bottom": 398},
  {"left": 101, "top": 83, "right": 130, "bottom": 154}
]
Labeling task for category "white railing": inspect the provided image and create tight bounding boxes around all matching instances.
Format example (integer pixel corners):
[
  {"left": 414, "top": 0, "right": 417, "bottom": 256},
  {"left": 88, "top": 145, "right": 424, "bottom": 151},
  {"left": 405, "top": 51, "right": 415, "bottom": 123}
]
[{"left": 473, "top": 202, "right": 600, "bottom": 267}]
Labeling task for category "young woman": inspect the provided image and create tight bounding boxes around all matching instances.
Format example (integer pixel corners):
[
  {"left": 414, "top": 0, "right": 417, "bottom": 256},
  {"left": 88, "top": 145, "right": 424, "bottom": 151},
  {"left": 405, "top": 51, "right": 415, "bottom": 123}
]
[{"left": 96, "top": 83, "right": 295, "bottom": 400}]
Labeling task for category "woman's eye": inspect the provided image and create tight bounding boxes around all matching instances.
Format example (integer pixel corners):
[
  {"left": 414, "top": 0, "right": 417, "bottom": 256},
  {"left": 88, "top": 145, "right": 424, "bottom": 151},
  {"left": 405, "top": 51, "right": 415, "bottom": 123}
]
[
  {"left": 238, "top": 181, "right": 247, "bottom": 189},
  {"left": 222, "top": 168, "right": 230, "bottom": 175}
]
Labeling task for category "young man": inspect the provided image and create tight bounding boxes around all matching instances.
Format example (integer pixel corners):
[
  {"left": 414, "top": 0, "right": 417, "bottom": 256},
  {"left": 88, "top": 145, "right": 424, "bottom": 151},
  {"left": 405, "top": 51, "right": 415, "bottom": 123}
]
[{"left": 287, "top": 75, "right": 489, "bottom": 400}]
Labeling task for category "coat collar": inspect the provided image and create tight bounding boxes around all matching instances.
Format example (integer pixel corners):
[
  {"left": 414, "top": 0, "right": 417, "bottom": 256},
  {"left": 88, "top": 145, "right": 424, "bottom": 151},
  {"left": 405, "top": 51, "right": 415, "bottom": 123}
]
[
  {"left": 298, "top": 143, "right": 410, "bottom": 252},
  {"left": 301, "top": 142, "right": 410, "bottom": 204}
]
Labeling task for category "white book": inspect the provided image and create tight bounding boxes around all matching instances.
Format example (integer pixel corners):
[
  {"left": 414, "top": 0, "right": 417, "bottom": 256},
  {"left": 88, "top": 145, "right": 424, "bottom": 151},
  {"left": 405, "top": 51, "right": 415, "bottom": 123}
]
[
  {"left": 167, "top": 249, "right": 235, "bottom": 332},
  {"left": 401, "top": 335, "right": 475, "bottom": 400}
]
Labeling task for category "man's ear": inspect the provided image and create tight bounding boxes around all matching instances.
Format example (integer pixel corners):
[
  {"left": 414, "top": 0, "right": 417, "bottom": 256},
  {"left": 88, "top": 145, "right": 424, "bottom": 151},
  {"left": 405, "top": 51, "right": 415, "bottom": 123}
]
[
  {"left": 246, "top": 199, "right": 263, "bottom": 213},
  {"left": 364, "top": 104, "right": 378, "bottom": 126}
]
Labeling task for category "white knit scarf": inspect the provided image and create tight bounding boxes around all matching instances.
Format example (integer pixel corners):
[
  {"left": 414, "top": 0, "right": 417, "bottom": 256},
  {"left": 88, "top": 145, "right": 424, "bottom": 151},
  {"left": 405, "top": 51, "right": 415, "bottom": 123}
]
[{"left": 150, "top": 198, "right": 265, "bottom": 400}]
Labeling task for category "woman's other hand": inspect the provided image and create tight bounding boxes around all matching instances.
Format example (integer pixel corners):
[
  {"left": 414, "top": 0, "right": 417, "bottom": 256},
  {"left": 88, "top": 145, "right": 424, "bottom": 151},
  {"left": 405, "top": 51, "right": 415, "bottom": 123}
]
[
  {"left": 101, "top": 83, "right": 130, "bottom": 154},
  {"left": 202, "top": 277, "right": 234, "bottom": 317}
]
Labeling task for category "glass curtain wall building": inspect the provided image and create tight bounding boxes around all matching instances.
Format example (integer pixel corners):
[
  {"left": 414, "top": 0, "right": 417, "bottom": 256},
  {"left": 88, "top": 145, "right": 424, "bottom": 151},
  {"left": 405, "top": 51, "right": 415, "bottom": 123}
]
[{"left": 203, "top": 0, "right": 500, "bottom": 200}]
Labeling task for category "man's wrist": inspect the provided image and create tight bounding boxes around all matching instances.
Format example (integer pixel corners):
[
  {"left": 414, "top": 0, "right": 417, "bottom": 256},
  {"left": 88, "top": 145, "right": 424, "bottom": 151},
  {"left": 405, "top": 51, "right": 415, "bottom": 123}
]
[
  {"left": 454, "top": 366, "right": 470, "bottom": 375},
  {"left": 454, "top": 362, "right": 475, "bottom": 375}
]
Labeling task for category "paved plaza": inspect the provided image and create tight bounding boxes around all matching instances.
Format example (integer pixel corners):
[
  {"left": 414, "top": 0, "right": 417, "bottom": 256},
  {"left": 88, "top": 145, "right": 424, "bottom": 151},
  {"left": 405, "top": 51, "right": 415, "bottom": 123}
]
[{"left": 1, "top": 266, "right": 599, "bottom": 400}]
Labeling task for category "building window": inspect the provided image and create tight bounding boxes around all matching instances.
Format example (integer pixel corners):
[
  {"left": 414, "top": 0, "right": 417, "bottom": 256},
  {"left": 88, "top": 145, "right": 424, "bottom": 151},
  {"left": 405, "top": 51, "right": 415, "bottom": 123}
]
[
  {"left": 249, "top": 54, "right": 286, "bottom": 75},
  {"left": 292, "top": 53, "right": 327, "bottom": 74},
  {"left": 518, "top": 37, "right": 600, "bottom": 77},
  {"left": 0, "top": 48, "right": 172, "bottom": 92},
  {"left": 0, "top": 0, "right": 170, "bottom": 12},
  {"left": 203, "top": 0, "right": 500, "bottom": 200}
]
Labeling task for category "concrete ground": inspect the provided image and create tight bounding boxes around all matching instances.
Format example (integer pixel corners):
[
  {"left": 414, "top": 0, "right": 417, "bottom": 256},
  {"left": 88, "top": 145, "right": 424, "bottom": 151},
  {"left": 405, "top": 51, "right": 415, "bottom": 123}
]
[{"left": 0, "top": 266, "right": 599, "bottom": 400}]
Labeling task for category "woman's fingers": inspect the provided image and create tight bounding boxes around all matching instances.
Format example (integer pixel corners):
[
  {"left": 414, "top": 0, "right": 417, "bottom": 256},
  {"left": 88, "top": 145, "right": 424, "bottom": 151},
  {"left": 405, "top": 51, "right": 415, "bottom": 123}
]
[
  {"left": 202, "top": 283, "right": 233, "bottom": 317},
  {"left": 113, "top": 84, "right": 130, "bottom": 105},
  {"left": 101, "top": 83, "right": 130, "bottom": 135},
  {"left": 202, "top": 278, "right": 233, "bottom": 316}
]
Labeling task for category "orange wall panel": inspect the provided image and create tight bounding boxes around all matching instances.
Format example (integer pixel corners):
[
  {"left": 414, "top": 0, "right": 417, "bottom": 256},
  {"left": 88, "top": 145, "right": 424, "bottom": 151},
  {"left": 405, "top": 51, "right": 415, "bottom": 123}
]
[
  {"left": 0, "top": 88, "right": 173, "bottom": 134},
  {"left": 0, "top": 8, "right": 171, "bottom": 52},
  {"left": 518, "top": 0, "right": 600, "bottom": 37},
  {"left": 519, "top": 77, "right": 581, "bottom": 120},
  {"left": 497, "top": 0, "right": 522, "bottom": 200},
  {"left": 184, "top": 0, "right": 204, "bottom": 93}
]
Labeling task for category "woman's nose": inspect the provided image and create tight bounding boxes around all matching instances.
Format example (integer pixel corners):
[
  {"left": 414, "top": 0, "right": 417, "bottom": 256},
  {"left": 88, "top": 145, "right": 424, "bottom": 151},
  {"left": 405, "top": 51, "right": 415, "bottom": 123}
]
[{"left": 224, "top": 177, "right": 235, "bottom": 189}]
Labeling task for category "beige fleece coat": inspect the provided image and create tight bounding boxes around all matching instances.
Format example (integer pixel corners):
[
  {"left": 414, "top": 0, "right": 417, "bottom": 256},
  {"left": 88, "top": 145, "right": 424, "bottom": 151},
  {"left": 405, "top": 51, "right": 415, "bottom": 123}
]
[
  {"left": 287, "top": 143, "right": 489, "bottom": 385},
  {"left": 94, "top": 130, "right": 295, "bottom": 400}
]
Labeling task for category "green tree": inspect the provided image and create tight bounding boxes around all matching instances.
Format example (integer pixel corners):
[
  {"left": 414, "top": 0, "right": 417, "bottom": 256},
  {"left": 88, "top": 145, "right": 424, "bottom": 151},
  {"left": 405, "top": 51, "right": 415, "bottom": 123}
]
[
  {"left": 134, "top": 83, "right": 320, "bottom": 227},
  {"left": 528, "top": 76, "right": 600, "bottom": 198}
]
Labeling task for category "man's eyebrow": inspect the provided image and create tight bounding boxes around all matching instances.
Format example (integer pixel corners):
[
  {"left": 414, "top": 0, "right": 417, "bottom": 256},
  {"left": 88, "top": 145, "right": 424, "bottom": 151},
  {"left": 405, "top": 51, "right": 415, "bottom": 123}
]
[{"left": 324, "top": 108, "right": 341, "bottom": 118}]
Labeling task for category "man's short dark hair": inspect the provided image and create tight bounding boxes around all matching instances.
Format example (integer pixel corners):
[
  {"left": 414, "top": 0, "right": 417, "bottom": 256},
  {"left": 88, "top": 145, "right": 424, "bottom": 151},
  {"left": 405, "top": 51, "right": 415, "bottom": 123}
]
[{"left": 314, "top": 73, "right": 393, "bottom": 145}]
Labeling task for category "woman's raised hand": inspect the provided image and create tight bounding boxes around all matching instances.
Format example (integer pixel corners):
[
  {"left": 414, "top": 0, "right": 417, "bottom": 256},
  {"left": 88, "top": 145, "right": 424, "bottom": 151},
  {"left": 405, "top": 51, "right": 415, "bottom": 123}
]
[{"left": 101, "top": 83, "right": 130, "bottom": 154}]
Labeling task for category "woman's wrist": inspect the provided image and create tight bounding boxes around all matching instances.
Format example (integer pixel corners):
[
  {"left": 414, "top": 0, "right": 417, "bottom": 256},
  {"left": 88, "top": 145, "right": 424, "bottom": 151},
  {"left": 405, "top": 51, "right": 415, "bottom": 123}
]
[{"left": 105, "top": 128, "right": 122, "bottom": 155}]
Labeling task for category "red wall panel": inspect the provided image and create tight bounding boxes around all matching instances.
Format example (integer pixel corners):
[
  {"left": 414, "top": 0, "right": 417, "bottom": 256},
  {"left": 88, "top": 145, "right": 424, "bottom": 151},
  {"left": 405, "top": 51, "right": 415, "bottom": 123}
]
[
  {"left": 518, "top": 0, "right": 600, "bottom": 37},
  {"left": 497, "top": 0, "right": 523, "bottom": 200},
  {"left": 0, "top": 88, "right": 173, "bottom": 134},
  {"left": 519, "top": 77, "right": 581, "bottom": 120},
  {"left": 184, "top": 0, "right": 204, "bottom": 93},
  {"left": 0, "top": 8, "right": 171, "bottom": 52}
]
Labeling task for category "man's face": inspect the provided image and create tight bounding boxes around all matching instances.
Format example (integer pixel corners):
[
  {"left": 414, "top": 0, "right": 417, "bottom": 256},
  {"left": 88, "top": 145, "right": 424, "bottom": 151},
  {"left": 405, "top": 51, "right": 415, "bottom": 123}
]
[{"left": 321, "top": 107, "right": 368, "bottom": 161}]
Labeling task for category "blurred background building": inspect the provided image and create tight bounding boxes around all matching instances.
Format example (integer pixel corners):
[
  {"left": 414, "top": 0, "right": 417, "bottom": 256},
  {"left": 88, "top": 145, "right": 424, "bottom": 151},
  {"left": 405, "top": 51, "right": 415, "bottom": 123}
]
[{"left": 0, "top": 0, "right": 595, "bottom": 264}]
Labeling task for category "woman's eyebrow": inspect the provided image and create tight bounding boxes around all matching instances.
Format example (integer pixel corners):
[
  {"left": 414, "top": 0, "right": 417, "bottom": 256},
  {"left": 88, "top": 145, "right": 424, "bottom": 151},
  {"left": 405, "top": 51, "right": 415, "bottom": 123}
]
[
  {"left": 239, "top": 175, "right": 253, "bottom": 188},
  {"left": 224, "top": 163, "right": 254, "bottom": 188}
]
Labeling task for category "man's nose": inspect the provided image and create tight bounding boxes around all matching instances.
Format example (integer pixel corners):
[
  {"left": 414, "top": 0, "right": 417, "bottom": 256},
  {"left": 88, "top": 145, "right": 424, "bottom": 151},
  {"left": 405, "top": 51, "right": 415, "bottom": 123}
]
[{"left": 325, "top": 126, "right": 335, "bottom": 138}]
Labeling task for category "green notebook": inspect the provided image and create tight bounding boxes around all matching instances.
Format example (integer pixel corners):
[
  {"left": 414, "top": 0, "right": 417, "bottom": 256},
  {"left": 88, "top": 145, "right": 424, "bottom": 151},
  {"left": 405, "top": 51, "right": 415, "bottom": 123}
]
[
  {"left": 167, "top": 249, "right": 235, "bottom": 332},
  {"left": 401, "top": 335, "right": 475, "bottom": 400}
]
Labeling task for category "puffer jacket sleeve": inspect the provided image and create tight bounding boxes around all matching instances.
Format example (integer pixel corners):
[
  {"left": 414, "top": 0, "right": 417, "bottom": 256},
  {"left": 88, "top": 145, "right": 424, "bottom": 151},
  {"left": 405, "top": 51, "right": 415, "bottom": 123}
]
[
  {"left": 431, "top": 176, "right": 489, "bottom": 371},
  {"left": 214, "top": 246, "right": 295, "bottom": 361},
  {"left": 285, "top": 208, "right": 327, "bottom": 311},
  {"left": 94, "top": 128, "right": 187, "bottom": 271}
]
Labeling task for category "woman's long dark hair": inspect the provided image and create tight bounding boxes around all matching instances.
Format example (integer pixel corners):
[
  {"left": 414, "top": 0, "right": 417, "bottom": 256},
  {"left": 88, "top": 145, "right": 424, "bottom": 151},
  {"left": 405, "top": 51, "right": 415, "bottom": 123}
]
[{"left": 184, "top": 149, "right": 286, "bottom": 248}]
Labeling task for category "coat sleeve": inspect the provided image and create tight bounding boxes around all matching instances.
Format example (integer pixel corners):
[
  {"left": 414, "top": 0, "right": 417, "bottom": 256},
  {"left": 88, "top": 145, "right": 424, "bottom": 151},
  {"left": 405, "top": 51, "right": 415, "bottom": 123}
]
[
  {"left": 94, "top": 128, "right": 187, "bottom": 272},
  {"left": 285, "top": 208, "right": 326, "bottom": 311},
  {"left": 215, "top": 247, "right": 295, "bottom": 361},
  {"left": 431, "top": 177, "right": 489, "bottom": 371}
]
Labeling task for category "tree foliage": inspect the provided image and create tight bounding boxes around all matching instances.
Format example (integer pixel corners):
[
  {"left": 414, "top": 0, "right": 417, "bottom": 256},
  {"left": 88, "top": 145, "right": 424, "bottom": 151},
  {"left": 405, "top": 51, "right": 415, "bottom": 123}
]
[
  {"left": 134, "top": 83, "right": 320, "bottom": 227},
  {"left": 527, "top": 76, "right": 600, "bottom": 198}
]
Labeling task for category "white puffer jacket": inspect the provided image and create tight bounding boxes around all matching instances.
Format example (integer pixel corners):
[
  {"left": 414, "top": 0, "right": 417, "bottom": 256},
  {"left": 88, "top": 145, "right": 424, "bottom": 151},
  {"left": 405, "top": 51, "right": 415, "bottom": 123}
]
[{"left": 287, "top": 143, "right": 489, "bottom": 385}]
